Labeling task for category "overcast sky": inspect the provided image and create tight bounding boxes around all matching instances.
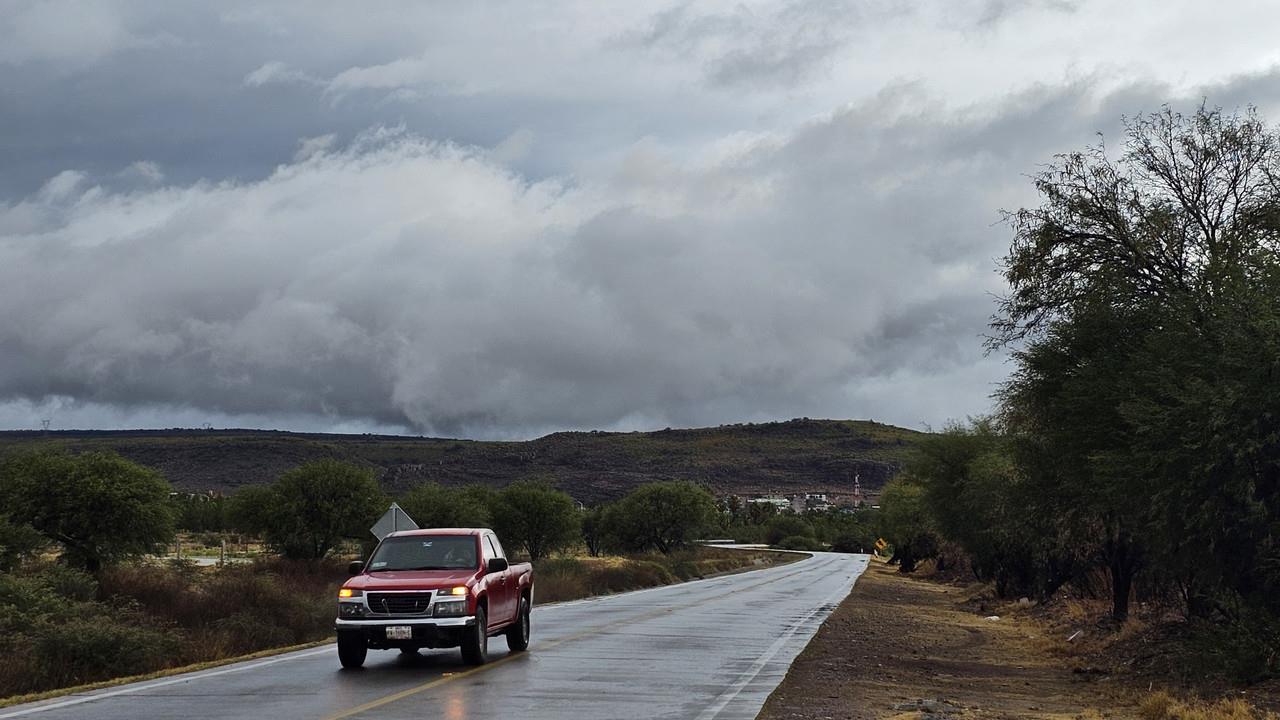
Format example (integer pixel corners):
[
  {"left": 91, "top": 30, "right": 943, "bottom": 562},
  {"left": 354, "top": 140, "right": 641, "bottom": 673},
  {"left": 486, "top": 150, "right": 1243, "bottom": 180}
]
[{"left": 3, "top": 0, "right": 1280, "bottom": 438}]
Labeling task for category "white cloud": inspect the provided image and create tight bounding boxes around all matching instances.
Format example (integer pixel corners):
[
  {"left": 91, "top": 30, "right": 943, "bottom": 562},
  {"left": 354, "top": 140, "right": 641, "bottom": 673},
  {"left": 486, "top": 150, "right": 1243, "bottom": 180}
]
[
  {"left": 293, "top": 134, "right": 337, "bottom": 162},
  {"left": 119, "top": 161, "right": 164, "bottom": 183},
  {"left": 243, "top": 61, "right": 320, "bottom": 88}
]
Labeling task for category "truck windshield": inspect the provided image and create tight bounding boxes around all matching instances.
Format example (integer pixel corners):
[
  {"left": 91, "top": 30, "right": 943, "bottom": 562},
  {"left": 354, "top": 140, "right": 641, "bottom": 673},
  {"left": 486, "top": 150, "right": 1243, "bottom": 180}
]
[{"left": 366, "top": 535, "right": 478, "bottom": 571}]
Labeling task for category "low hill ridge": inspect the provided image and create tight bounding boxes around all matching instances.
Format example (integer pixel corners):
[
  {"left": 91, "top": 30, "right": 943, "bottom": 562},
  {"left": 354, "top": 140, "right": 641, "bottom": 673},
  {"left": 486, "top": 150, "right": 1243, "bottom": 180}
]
[{"left": 0, "top": 418, "right": 920, "bottom": 504}]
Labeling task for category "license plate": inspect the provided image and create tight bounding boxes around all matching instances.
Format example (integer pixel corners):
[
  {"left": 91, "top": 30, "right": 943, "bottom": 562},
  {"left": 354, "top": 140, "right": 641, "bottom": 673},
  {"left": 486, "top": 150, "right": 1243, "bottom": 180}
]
[{"left": 385, "top": 626, "right": 412, "bottom": 640}]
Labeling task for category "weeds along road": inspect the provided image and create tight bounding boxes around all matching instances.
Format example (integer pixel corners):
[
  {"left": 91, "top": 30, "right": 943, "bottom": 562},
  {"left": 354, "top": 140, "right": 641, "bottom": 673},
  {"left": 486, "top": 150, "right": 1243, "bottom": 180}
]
[{"left": 2, "top": 552, "right": 869, "bottom": 720}]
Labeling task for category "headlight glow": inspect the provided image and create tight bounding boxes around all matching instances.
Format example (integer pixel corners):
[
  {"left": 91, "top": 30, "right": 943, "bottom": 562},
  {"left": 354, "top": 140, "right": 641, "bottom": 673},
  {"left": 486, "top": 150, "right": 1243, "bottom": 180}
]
[
  {"left": 449, "top": 586, "right": 468, "bottom": 596},
  {"left": 338, "top": 588, "right": 361, "bottom": 599}
]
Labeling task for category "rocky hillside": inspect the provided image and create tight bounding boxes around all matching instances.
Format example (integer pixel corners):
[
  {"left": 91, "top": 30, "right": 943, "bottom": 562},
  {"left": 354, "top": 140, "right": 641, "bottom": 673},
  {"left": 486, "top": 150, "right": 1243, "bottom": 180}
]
[{"left": 0, "top": 418, "right": 921, "bottom": 504}]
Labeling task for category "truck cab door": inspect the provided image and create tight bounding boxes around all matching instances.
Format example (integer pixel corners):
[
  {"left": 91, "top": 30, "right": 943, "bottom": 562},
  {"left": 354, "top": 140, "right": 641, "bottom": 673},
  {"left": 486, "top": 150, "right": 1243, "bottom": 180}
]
[{"left": 483, "top": 534, "right": 515, "bottom": 625}]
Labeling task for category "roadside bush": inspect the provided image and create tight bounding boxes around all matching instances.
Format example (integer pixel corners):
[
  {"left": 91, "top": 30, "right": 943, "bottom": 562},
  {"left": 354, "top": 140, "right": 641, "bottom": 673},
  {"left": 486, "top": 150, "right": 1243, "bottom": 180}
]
[
  {"left": 589, "top": 560, "right": 675, "bottom": 594},
  {"left": 96, "top": 558, "right": 343, "bottom": 662},
  {"left": 36, "top": 564, "right": 97, "bottom": 602},
  {"left": 669, "top": 559, "right": 701, "bottom": 580},
  {"left": 775, "top": 535, "right": 824, "bottom": 551},
  {"left": 729, "top": 523, "right": 766, "bottom": 544},
  {"left": 829, "top": 533, "right": 868, "bottom": 554},
  {"left": 0, "top": 515, "right": 47, "bottom": 572},
  {"left": 208, "top": 613, "right": 296, "bottom": 656},
  {"left": 535, "top": 557, "right": 678, "bottom": 603},
  {"left": 1183, "top": 610, "right": 1280, "bottom": 684},
  {"left": 764, "top": 516, "right": 814, "bottom": 545},
  {"left": 0, "top": 572, "right": 68, "bottom": 631},
  {"left": 99, "top": 564, "right": 198, "bottom": 624},
  {"left": 27, "top": 618, "right": 178, "bottom": 692}
]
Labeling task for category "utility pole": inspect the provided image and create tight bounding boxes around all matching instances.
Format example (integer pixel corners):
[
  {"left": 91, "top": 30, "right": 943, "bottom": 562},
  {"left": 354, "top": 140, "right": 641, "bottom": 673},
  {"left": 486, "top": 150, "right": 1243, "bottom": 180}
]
[{"left": 40, "top": 419, "right": 51, "bottom": 434}]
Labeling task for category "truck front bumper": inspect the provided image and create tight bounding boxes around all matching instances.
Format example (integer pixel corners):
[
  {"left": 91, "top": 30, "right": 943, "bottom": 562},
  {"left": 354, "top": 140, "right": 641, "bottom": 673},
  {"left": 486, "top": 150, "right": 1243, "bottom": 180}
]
[{"left": 334, "top": 616, "right": 476, "bottom": 649}]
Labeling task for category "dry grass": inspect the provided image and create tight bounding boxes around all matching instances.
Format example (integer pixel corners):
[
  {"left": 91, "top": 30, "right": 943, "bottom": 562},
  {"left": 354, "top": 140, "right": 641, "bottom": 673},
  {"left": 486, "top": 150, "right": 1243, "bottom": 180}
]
[{"left": 1135, "top": 692, "right": 1277, "bottom": 720}]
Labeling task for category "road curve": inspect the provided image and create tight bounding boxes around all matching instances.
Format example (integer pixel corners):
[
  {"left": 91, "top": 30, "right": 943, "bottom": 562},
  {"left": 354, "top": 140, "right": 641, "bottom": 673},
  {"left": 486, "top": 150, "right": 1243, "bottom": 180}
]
[{"left": 2, "top": 552, "right": 869, "bottom": 720}]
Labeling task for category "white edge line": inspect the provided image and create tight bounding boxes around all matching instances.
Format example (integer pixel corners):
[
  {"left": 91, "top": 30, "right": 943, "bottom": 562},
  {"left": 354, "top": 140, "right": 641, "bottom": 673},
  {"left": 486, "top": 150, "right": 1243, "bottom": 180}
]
[{"left": 0, "top": 647, "right": 334, "bottom": 719}]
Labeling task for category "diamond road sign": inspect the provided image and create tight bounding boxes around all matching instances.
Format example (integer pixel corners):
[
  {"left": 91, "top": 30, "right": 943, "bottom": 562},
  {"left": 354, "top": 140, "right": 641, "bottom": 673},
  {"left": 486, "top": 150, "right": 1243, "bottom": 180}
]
[{"left": 370, "top": 502, "right": 419, "bottom": 540}]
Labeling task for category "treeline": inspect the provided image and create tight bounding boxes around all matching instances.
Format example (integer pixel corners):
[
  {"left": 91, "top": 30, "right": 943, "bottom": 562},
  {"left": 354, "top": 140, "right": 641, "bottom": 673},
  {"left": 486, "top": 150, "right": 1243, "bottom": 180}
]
[
  {"left": 878, "top": 106, "right": 1280, "bottom": 682},
  {"left": 223, "top": 467, "right": 877, "bottom": 562},
  {"left": 3, "top": 448, "right": 877, "bottom": 574}
]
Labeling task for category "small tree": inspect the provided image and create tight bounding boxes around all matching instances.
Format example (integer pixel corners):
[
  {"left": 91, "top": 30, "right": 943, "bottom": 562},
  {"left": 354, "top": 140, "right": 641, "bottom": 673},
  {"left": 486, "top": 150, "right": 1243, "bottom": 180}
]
[
  {"left": 490, "top": 480, "right": 580, "bottom": 561},
  {"left": 610, "top": 481, "right": 717, "bottom": 554},
  {"left": 581, "top": 506, "right": 607, "bottom": 557},
  {"left": 1, "top": 451, "right": 174, "bottom": 572},
  {"left": 878, "top": 477, "right": 938, "bottom": 573},
  {"left": 266, "top": 460, "right": 384, "bottom": 560},
  {"left": 226, "top": 484, "right": 278, "bottom": 536},
  {"left": 399, "top": 483, "right": 492, "bottom": 529}
]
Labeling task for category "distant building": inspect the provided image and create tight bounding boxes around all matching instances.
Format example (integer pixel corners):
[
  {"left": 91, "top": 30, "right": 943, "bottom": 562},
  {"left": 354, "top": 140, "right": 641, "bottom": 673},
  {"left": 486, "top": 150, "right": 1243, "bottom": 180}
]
[
  {"left": 800, "top": 493, "right": 831, "bottom": 512},
  {"left": 748, "top": 496, "right": 792, "bottom": 512}
]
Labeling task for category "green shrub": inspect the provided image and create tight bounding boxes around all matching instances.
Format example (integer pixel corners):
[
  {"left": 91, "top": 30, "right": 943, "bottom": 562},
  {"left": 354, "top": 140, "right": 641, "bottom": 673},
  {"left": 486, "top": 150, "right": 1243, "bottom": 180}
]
[
  {"left": 830, "top": 533, "right": 870, "bottom": 554},
  {"left": 589, "top": 561, "right": 675, "bottom": 593},
  {"left": 775, "top": 535, "right": 823, "bottom": 551},
  {"left": 37, "top": 565, "right": 98, "bottom": 602},
  {"left": 1184, "top": 611, "right": 1280, "bottom": 683},
  {"left": 765, "top": 516, "right": 814, "bottom": 545},
  {"left": 209, "top": 613, "right": 296, "bottom": 656},
  {"left": 24, "top": 618, "right": 178, "bottom": 693},
  {"left": 669, "top": 560, "right": 700, "bottom": 580}
]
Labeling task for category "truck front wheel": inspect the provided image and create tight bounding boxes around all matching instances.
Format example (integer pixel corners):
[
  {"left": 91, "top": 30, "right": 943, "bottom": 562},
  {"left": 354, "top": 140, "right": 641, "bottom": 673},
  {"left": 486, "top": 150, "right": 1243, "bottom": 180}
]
[
  {"left": 461, "top": 606, "right": 488, "bottom": 665},
  {"left": 337, "top": 631, "right": 367, "bottom": 669}
]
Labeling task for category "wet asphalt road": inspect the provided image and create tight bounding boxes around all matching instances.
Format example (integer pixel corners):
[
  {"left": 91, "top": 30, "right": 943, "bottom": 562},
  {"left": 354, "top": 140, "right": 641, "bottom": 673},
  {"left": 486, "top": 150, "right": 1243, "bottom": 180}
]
[{"left": 2, "top": 551, "right": 869, "bottom": 720}]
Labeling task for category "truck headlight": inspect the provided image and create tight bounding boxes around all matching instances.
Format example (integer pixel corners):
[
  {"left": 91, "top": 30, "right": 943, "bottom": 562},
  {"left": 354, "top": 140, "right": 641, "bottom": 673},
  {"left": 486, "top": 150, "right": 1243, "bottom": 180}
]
[
  {"left": 339, "top": 602, "right": 365, "bottom": 617},
  {"left": 433, "top": 599, "right": 467, "bottom": 617}
]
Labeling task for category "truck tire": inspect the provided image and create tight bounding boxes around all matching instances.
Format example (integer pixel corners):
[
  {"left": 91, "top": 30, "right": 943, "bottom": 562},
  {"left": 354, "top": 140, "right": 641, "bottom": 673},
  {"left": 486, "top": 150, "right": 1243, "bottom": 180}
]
[
  {"left": 505, "top": 596, "right": 531, "bottom": 652},
  {"left": 337, "top": 631, "right": 367, "bottom": 669},
  {"left": 461, "top": 605, "right": 488, "bottom": 665}
]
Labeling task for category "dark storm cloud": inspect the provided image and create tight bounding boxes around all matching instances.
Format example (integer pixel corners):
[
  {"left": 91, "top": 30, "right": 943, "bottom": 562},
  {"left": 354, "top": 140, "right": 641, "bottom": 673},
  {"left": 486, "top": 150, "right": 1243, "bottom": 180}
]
[{"left": 3, "top": 1, "right": 1280, "bottom": 436}]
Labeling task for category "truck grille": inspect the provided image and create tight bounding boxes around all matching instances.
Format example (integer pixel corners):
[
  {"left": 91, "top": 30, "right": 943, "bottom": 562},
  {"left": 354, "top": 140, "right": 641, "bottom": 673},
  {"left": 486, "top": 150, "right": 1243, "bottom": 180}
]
[{"left": 367, "top": 592, "right": 433, "bottom": 615}]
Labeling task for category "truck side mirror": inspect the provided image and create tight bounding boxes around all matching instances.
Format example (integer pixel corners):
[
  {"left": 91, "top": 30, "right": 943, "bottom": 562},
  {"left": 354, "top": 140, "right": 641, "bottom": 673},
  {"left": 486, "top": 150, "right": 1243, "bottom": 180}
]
[
  {"left": 348, "top": 560, "right": 365, "bottom": 576},
  {"left": 486, "top": 558, "right": 509, "bottom": 574}
]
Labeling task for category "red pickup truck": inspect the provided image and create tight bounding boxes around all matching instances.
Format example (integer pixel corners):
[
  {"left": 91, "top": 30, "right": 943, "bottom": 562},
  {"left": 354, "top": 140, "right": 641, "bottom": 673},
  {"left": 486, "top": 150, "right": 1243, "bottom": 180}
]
[{"left": 334, "top": 528, "right": 534, "bottom": 668}]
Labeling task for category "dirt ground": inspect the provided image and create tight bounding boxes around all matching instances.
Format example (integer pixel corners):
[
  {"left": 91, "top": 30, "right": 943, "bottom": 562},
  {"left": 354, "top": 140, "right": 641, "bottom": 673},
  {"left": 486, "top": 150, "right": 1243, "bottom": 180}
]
[{"left": 758, "top": 561, "right": 1138, "bottom": 720}]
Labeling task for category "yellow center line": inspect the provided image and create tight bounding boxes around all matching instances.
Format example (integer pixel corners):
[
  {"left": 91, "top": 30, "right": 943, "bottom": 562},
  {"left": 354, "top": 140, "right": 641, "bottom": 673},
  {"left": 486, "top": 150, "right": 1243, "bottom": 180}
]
[{"left": 320, "top": 557, "right": 832, "bottom": 720}]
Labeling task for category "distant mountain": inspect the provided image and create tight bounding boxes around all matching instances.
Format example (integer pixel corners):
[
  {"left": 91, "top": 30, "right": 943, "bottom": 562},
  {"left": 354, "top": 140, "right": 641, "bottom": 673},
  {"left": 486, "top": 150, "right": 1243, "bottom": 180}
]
[{"left": 0, "top": 418, "right": 922, "bottom": 504}]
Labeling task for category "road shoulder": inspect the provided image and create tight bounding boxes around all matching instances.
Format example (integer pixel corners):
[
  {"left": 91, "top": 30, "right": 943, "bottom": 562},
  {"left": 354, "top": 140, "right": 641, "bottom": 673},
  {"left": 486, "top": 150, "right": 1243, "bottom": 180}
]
[{"left": 756, "top": 561, "right": 1133, "bottom": 720}]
